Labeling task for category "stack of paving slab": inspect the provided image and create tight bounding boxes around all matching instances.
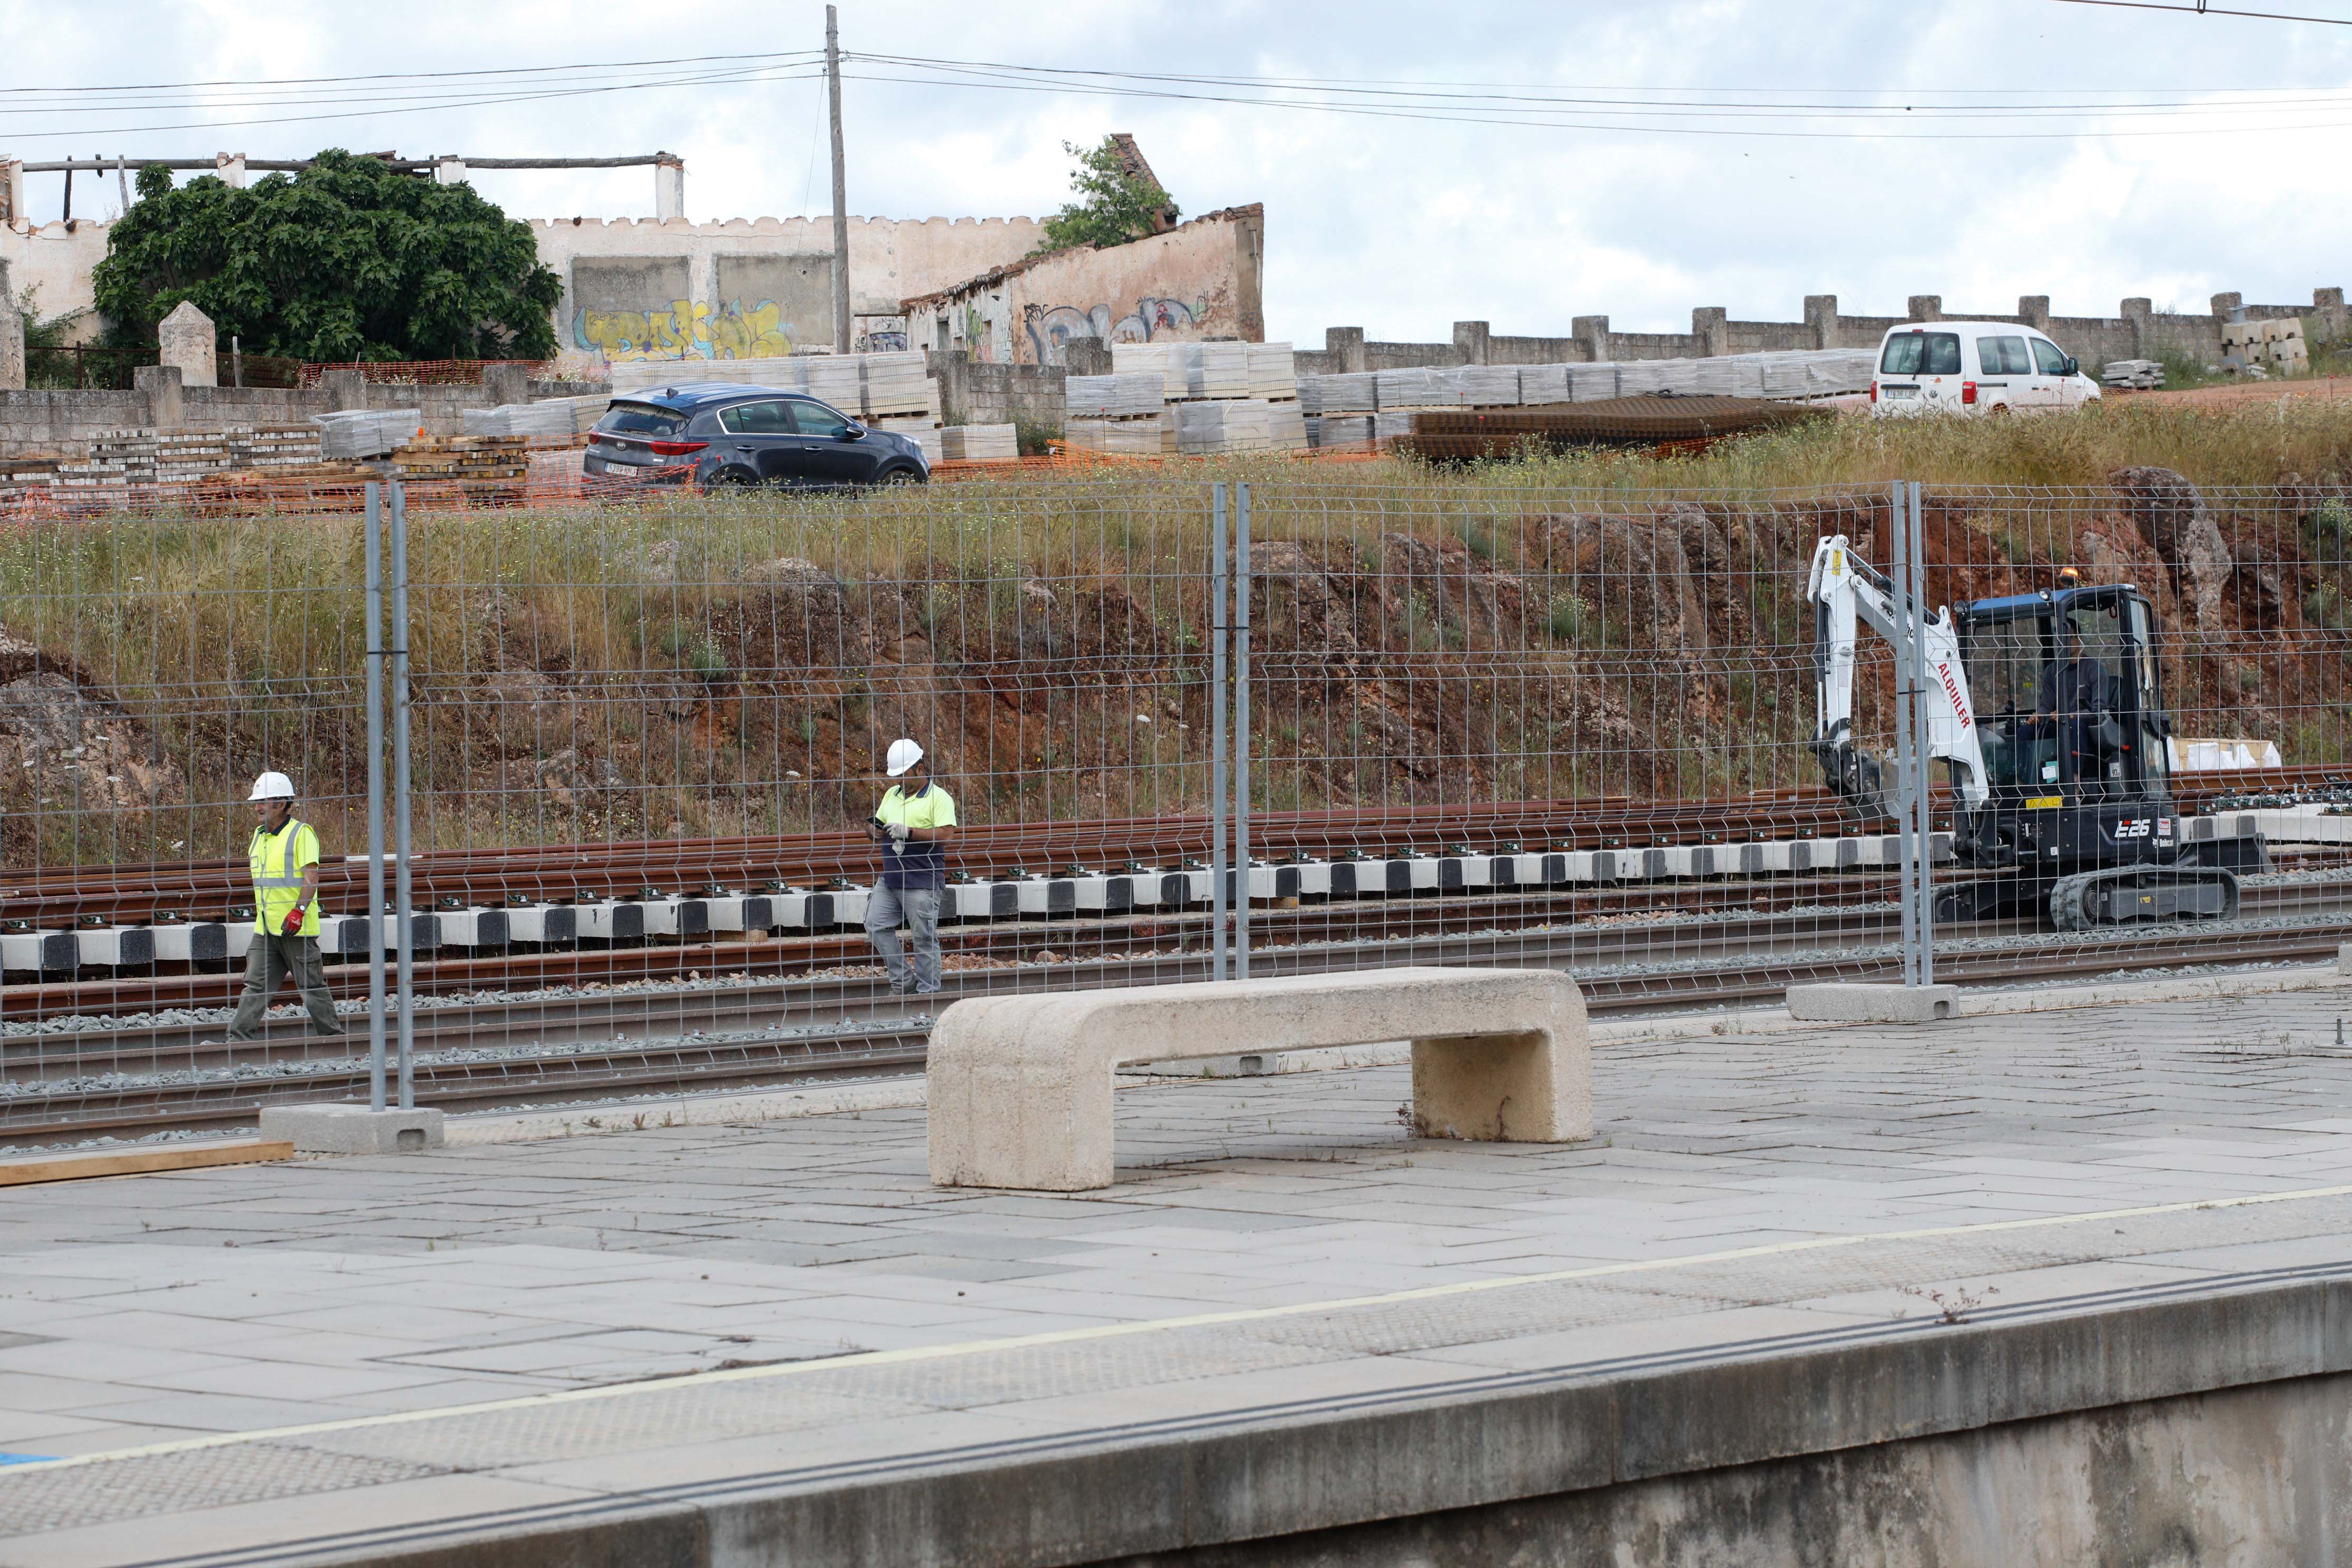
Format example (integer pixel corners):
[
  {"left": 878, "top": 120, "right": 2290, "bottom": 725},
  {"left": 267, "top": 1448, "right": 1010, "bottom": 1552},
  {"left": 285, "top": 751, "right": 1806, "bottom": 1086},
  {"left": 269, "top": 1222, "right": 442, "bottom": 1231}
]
[
  {"left": 1295, "top": 349, "right": 1878, "bottom": 436},
  {"left": 1111, "top": 341, "right": 1303, "bottom": 452},
  {"left": 875, "top": 416, "right": 944, "bottom": 464},
  {"left": 1517, "top": 365, "right": 1571, "bottom": 405},
  {"left": 1065, "top": 372, "right": 1171, "bottom": 455},
  {"left": 461, "top": 400, "right": 577, "bottom": 439},
  {"left": 940, "top": 423, "right": 1018, "bottom": 462},
  {"left": 314, "top": 409, "right": 425, "bottom": 460},
  {"left": 1371, "top": 367, "right": 1467, "bottom": 410},
  {"left": 1246, "top": 341, "right": 1298, "bottom": 400},
  {"left": 227, "top": 425, "right": 325, "bottom": 467},
  {"left": 1174, "top": 398, "right": 1271, "bottom": 453},
  {"left": 1299, "top": 373, "right": 1376, "bottom": 415},
  {"left": 2102, "top": 358, "right": 2165, "bottom": 391}
]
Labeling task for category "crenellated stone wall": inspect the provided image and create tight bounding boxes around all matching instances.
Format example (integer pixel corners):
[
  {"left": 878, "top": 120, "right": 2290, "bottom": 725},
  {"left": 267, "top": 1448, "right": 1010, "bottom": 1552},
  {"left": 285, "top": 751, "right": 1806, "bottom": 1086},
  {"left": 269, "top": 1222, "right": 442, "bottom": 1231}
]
[{"left": 1293, "top": 289, "right": 2352, "bottom": 376}]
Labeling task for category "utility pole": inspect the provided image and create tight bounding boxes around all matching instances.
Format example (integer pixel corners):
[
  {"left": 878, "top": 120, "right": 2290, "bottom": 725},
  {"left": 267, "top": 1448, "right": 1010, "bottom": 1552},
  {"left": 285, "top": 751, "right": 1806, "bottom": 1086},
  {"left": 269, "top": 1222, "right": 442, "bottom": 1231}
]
[{"left": 826, "top": 4, "right": 851, "bottom": 354}]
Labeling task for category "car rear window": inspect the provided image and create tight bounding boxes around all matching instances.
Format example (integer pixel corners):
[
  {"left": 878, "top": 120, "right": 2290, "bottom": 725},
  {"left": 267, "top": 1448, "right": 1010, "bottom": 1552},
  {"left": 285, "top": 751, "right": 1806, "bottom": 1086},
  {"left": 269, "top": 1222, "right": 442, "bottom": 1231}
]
[
  {"left": 1880, "top": 332, "right": 1960, "bottom": 377},
  {"left": 595, "top": 403, "right": 687, "bottom": 437},
  {"left": 718, "top": 400, "right": 794, "bottom": 435}
]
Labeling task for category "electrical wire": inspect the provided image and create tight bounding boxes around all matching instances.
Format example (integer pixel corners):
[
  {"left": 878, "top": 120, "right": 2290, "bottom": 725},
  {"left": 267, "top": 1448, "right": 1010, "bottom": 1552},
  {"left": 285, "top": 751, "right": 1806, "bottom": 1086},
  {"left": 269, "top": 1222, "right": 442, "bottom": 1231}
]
[
  {"left": 2051, "top": 0, "right": 2352, "bottom": 22},
  {"left": 0, "top": 64, "right": 826, "bottom": 141},
  {"left": 832, "top": 58, "right": 2352, "bottom": 141},
  {"left": 0, "top": 51, "right": 824, "bottom": 96}
]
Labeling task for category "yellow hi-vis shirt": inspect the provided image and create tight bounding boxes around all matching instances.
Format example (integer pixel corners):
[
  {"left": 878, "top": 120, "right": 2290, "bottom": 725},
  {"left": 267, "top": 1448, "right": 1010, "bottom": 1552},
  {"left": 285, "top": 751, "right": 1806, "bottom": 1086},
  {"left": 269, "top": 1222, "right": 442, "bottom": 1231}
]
[
  {"left": 874, "top": 782, "right": 956, "bottom": 889},
  {"left": 249, "top": 818, "right": 322, "bottom": 936}
]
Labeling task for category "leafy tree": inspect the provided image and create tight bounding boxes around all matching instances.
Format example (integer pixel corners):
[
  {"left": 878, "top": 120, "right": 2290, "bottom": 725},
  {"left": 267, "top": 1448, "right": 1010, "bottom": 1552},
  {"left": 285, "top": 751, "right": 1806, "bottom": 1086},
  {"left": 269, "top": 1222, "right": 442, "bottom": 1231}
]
[
  {"left": 93, "top": 151, "right": 563, "bottom": 361},
  {"left": 1033, "top": 137, "right": 1179, "bottom": 254}
]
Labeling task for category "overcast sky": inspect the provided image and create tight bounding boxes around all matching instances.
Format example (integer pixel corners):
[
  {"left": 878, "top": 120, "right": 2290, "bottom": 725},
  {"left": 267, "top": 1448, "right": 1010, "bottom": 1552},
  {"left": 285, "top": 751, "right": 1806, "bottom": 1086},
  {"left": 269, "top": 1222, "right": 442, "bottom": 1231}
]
[{"left": 7, "top": 1, "right": 2352, "bottom": 343}]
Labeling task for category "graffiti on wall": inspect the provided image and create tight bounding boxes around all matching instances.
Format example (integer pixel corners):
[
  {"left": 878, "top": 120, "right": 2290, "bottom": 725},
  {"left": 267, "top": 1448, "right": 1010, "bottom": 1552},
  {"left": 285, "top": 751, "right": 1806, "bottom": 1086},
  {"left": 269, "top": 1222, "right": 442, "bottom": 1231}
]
[
  {"left": 572, "top": 298, "right": 797, "bottom": 361},
  {"left": 1022, "top": 296, "right": 1211, "bottom": 364},
  {"left": 855, "top": 316, "right": 909, "bottom": 353}
]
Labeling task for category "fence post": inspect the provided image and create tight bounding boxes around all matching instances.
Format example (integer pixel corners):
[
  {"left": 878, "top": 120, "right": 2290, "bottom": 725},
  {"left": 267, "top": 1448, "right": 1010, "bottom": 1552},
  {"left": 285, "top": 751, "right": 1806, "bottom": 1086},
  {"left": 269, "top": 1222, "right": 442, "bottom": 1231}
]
[
  {"left": 1890, "top": 482, "right": 1918, "bottom": 986},
  {"left": 1209, "top": 483, "right": 1229, "bottom": 982},
  {"left": 1233, "top": 482, "right": 1252, "bottom": 981},
  {"left": 389, "top": 482, "right": 416, "bottom": 1108},
  {"left": 1908, "top": 481, "right": 1936, "bottom": 986},
  {"left": 364, "top": 484, "right": 387, "bottom": 1113}
]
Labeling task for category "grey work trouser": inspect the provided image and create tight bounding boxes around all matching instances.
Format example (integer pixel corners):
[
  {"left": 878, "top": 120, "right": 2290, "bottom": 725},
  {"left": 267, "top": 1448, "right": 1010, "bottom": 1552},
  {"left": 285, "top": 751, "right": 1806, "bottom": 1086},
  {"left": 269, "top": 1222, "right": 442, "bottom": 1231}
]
[
  {"left": 227, "top": 932, "right": 346, "bottom": 1039},
  {"left": 863, "top": 884, "right": 943, "bottom": 994}
]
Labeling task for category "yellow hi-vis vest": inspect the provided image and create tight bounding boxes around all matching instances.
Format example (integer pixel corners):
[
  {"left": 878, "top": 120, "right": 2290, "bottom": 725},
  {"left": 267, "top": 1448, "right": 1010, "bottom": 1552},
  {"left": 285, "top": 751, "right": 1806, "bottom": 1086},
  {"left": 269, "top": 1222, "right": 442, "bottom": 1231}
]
[{"left": 249, "top": 819, "right": 322, "bottom": 936}]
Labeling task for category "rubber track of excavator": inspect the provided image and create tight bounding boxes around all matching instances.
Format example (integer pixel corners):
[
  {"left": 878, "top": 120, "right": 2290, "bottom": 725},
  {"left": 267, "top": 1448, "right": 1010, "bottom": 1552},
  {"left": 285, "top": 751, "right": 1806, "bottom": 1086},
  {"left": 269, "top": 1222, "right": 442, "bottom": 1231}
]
[{"left": 2050, "top": 865, "right": 2240, "bottom": 930}]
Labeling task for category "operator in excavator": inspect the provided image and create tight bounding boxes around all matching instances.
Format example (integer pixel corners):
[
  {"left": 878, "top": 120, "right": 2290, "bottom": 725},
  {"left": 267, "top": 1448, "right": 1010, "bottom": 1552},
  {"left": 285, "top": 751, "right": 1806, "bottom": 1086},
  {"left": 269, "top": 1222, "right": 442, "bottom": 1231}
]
[{"left": 2026, "top": 576, "right": 2122, "bottom": 796}]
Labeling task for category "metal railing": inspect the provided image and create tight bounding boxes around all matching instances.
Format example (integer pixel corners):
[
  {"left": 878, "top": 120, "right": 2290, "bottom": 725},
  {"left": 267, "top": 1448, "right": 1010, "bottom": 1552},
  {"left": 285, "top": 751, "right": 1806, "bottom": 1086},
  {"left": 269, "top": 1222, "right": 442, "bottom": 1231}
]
[{"left": 2, "top": 467, "right": 2347, "bottom": 1136}]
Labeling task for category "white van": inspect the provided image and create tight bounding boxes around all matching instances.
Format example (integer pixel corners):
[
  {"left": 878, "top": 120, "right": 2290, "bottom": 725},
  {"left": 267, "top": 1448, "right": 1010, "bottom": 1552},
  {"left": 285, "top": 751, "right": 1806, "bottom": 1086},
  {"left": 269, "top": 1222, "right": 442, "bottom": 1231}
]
[{"left": 1869, "top": 322, "right": 2101, "bottom": 416}]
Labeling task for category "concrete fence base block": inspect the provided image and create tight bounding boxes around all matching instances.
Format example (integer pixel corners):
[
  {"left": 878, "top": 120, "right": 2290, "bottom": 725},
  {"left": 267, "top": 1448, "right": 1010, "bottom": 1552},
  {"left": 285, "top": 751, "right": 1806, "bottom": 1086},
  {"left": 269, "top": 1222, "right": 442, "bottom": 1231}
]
[
  {"left": 1786, "top": 983, "right": 1962, "bottom": 1024},
  {"left": 2339, "top": 942, "right": 2351, "bottom": 976},
  {"left": 258, "top": 1104, "right": 446, "bottom": 1154}
]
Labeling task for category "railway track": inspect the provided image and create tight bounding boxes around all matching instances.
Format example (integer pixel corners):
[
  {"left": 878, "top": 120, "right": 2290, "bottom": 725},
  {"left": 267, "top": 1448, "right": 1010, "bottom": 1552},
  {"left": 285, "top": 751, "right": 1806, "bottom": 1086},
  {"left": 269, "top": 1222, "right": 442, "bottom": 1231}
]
[
  {"left": 6, "top": 770, "right": 2332, "bottom": 928},
  {"left": 7, "top": 879, "right": 2347, "bottom": 1146}
]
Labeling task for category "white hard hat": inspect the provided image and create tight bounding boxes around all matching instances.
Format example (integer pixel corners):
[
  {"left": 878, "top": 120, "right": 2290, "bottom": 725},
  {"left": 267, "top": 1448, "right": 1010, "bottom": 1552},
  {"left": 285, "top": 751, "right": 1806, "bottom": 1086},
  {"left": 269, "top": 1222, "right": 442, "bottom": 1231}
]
[
  {"left": 885, "top": 739, "right": 924, "bottom": 777},
  {"left": 248, "top": 771, "right": 295, "bottom": 801}
]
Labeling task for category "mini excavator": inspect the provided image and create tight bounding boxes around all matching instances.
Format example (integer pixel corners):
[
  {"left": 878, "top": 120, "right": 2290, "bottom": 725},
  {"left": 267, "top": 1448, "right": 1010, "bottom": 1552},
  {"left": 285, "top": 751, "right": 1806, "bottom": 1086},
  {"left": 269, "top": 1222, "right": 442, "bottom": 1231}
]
[{"left": 1805, "top": 535, "right": 2266, "bottom": 929}]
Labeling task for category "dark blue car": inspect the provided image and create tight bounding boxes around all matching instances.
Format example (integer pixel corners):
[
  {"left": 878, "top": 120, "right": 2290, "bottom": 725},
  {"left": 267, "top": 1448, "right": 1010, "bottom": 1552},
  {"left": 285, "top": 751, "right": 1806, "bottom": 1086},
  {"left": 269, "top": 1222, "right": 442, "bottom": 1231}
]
[{"left": 584, "top": 384, "right": 929, "bottom": 489}]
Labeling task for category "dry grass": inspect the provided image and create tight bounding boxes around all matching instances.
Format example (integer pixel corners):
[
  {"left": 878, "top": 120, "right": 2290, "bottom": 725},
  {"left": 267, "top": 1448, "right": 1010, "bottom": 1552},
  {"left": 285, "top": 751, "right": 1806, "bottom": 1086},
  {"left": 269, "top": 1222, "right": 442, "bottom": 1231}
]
[{"left": 5, "top": 398, "right": 2349, "bottom": 867}]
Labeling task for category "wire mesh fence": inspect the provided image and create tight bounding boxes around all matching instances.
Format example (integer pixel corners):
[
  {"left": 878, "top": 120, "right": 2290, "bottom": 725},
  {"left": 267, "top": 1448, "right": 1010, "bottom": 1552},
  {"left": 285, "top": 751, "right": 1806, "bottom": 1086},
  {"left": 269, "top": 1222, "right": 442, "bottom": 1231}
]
[{"left": 3, "top": 462, "right": 2347, "bottom": 1143}]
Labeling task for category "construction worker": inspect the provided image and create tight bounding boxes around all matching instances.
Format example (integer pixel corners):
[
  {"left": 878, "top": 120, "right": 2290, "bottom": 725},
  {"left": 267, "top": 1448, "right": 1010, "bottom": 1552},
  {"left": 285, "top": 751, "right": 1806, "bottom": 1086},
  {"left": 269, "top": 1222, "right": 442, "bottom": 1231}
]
[
  {"left": 226, "top": 772, "right": 346, "bottom": 1040},
  {"left": 863, "top": 738, "right": 957, "bottom": 996}
]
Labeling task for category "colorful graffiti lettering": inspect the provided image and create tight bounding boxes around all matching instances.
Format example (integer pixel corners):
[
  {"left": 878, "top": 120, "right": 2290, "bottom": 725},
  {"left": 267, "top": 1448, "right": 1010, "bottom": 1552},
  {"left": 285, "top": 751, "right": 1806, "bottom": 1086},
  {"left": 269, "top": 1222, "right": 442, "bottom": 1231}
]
[
  {"left": 573, "top": 298, "right": 796, "bottom": 361},
  {"left": 706, "top": 300, "right": 791, "bottom": 359},
  {"left": 856, "top": 329, "right": 909, "bottom": 353},
  {"left": 1022, "top": 296, "right": 1210, "bottom": 364}
]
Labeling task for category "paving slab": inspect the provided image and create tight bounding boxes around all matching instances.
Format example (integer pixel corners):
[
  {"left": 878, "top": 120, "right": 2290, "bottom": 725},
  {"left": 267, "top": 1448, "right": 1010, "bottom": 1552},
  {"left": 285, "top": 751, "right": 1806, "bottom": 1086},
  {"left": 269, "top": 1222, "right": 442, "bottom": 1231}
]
[{"left": 1, "top": 980, "right": 2350, "bottom": 1563}]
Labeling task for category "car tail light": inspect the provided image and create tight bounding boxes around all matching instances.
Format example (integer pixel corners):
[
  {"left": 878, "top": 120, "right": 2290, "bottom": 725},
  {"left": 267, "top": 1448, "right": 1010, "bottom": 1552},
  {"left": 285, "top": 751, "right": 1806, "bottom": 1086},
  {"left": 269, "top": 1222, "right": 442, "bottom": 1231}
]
[
  {"left": 1961, "top": 380, "right": 1978, "bottom": 405},
  {"left": 1869, "top": 381, "right": 1878, "bottom": 404},
  {"left": 588, "top": 431, "right": 609, "bottom": 444},
  {"left": 646, "top": 439, "right": 710, "bottom": 457}
]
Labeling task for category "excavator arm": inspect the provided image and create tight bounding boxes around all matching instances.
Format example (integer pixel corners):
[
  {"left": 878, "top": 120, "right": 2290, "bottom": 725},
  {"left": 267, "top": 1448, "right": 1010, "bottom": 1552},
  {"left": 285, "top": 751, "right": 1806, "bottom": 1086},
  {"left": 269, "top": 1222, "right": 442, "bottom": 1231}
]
[{"left": 1805, "top": 535, "right": 1989, "bottom": 819}]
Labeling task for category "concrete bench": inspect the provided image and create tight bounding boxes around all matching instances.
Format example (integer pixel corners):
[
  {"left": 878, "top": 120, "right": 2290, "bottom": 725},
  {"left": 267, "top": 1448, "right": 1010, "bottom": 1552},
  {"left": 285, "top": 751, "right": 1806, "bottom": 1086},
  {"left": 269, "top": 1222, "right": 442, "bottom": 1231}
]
[{"left": 927, "top": 966, "right": 1591, "bottom": 1191}]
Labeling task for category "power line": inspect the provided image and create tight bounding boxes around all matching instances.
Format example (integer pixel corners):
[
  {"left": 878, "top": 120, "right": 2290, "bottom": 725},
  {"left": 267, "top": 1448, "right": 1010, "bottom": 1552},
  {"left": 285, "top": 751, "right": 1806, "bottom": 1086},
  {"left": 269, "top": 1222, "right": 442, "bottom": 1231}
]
[
  {"left": 0, "top": 64, "right": 826, "bottom": 141},
  {"left": 0, "top": 50, "right": 824, "bottom": 95},
  {"left": 831, "top": 60, "right": 2352, "bottom": 141},
  {"left": 2051, "top": 0, "right": 2352, "bottom": 22},
  {"left": 851, "top": 52, "right": 2352, "bottom": 115}
]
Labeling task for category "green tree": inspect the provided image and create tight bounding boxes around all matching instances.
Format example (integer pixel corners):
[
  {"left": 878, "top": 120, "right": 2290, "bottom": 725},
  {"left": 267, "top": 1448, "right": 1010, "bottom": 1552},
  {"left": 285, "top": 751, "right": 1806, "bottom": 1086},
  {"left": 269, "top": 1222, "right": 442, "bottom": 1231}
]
[
  {"left": 93, "top": 151, "right": 563, "bottom": 362},
  {"left": 1033, "top": 137, "right": 1179, "bottom": 254}
]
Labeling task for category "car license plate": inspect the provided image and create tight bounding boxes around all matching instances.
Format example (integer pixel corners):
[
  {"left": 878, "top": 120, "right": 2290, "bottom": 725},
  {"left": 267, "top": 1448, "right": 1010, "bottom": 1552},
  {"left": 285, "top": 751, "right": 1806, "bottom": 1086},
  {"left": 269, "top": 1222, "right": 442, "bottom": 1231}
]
[{"left": 1884, "top": 386, "right": 1919, "bottom": 400}]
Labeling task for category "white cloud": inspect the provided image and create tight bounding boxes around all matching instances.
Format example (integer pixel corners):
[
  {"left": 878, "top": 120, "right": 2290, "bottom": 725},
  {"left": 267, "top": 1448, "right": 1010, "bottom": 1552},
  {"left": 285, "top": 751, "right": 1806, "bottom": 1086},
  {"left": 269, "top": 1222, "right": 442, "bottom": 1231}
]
[{"left": 7, "top": 0, "right": 2352, "bottom": 339}]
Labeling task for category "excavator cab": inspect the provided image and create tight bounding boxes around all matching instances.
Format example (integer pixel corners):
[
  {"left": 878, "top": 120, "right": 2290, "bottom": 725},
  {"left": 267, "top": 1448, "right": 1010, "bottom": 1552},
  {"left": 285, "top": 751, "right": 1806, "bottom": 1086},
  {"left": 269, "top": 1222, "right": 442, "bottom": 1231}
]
[{"left": 1957, "top": 584, "right": 2167, "bottom": 819}]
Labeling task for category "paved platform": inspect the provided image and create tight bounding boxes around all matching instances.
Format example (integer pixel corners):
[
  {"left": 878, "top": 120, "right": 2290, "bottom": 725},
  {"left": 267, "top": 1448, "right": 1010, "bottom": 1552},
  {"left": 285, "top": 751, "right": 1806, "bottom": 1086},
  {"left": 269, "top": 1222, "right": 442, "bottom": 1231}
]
[{"left": 2, "top": 979, "right": 2350, "bottom": 1564}]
